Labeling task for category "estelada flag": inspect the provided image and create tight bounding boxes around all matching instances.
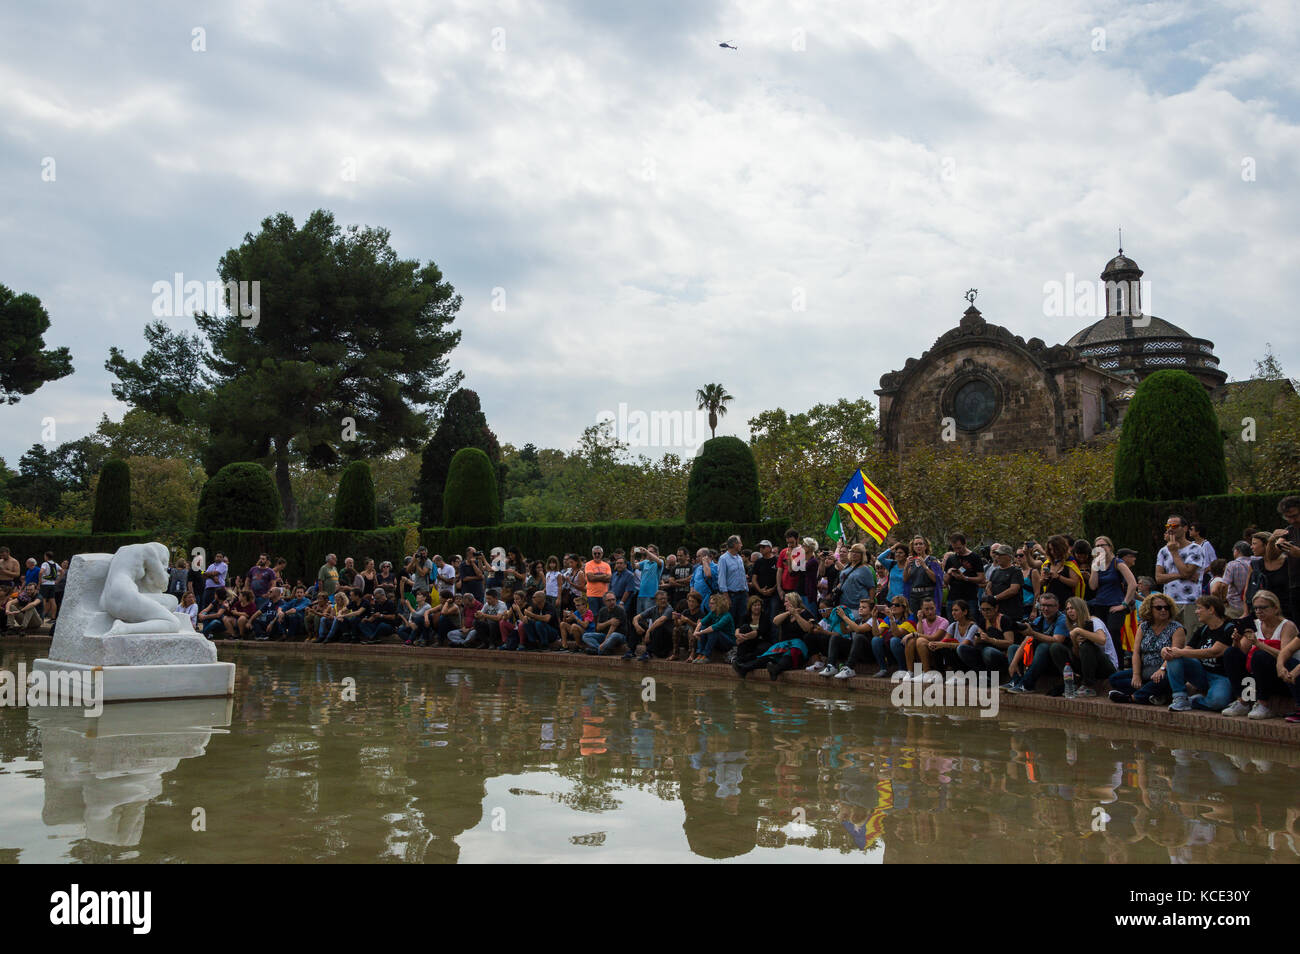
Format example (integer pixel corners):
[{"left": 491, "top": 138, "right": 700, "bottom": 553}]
[
  {"left": 827, "top": 470, "right": 899, "bottom": 544},
  {"left": 1118, "top": 607, "right": 1139, "bottom": 654}
]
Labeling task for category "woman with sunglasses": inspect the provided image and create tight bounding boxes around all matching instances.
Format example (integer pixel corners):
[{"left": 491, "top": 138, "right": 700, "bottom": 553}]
[{"left": 1108, "top": 593, "right": 1183, "bottom": 704}]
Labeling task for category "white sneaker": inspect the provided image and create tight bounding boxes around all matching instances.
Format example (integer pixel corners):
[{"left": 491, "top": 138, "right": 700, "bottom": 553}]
[
  {"left": 1221, "top": 700, "right": 1250, "bottom": 717},
  {"left": 805, "top": 661, "right": 824, "bottom": 673},
  {"left": 819, "top": 664, "right": 838, "bottom": 677},
  {"left": 1248, "top": 702, "right": 1272, "bottom": 720},
  {"left": 834, "top": 667, "right": 856, "bottom": 679}
]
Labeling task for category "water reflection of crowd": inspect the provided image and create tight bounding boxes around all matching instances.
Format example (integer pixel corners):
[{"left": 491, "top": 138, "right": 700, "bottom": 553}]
[{"left": 213, "top": 657, "right": 1300, "bottom": 862}]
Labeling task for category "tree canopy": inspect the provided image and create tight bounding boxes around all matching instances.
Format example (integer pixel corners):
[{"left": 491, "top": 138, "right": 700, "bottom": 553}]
[
  {"left": 0, "top": 283, "right": 73, "bottom": 404},
  {"left": 107, "top": 209, "right": 463, "bottom": 526}
]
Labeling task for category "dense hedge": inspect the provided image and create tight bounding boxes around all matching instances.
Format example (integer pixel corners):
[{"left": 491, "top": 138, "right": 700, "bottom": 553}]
[
  {"left": 1114, "top": 369, "right": 1227, "bottom": 500},
  {"left": 443, "top": 447, "right": 500, "bottom": 527},
  {"left": 0, "top": 530, "right": 153, "bottom": 560},
  {"left": 333, "top": 461, "right": 377, "bottom": 530},
  {"left": 91, "top": 459, "right": 133, "bottom": 533},
  {"left": 419, "top": 520, "right": 791, "bottom": 560},
  {"left": 1082, "top": 491, "right": 1299, "bottom": 574},
  {"left": 196, "top": 462, "right": 281, "bottom": 533},
  {"left": 685, "top": 436, "right": 761, "bottom": 524},
  {"left": 187, "top": 527, "right": 408, "bottom": 584}
]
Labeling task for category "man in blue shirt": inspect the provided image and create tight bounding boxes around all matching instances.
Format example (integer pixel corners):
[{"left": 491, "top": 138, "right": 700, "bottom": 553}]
[
  {"left": 690, "top": 547, "right": 717, "bottom": 606},
  {"left": 609, "top": 556, "right": 638, "bottom": 617},
  {"left": 635, "top": 546, "right": 663, "bottom": 617},
  {"left": 252, "top": 587, "right": 286, "bottom": 640},
  {"left": 718, "top": 535, "right": 749, "bottom": 625},
  {"left": 273, "top": 586, "right": 311, "bottom": 640},
  {"left": 1006, "top": 593, "right": 1071, "bottom": 693}
]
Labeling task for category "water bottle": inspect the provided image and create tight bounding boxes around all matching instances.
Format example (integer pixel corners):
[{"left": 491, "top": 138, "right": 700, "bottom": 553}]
[{"left": 1062, "top": 663, "right": 1076, "bottom": 698}]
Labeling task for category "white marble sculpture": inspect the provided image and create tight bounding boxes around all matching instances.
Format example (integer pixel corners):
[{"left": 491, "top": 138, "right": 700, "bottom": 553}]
[{"left": 35, "top": 541, "right": 234, "bottom": 701}]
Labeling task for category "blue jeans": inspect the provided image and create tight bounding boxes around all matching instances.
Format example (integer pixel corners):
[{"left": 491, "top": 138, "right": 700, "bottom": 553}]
[
  {"left": 1166, "top": 657, "right": 1233, "bottom": 710},
  {"left": 523, "top": 620, "right": 558, "bottom": 647},
  {"left": 871, "top": 635, "right": 907, "bottom": 671},
  {"left": 699, "top": 629, "right": 735, "bottom": 657},
  {"left": 957, "top": 643, "right": 1008, "bottom": 675},
  {"left": 359, "top": 620, "right": 394, "bottom": 641},
  {"left": 1108, "top": 668, "right": 1163, "bottom": 702}
]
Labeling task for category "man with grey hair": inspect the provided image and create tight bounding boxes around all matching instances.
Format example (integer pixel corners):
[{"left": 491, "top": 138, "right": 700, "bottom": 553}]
[
  {"left": 717, "top": 534, "right": 748, "bottom": 624},
  {"left": 985, "top": 544, "right": 1024, "bottom": 621}
]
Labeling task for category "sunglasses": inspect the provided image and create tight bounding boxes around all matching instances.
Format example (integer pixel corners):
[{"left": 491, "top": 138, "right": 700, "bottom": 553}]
[{"left": 1152, "top": 604, "right": 1171, "bottom": 612}]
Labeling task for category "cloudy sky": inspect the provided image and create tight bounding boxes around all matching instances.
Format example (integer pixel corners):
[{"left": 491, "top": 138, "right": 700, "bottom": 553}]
[{"left": 3, "top": 0, "right": 1298, "bottom": 468}]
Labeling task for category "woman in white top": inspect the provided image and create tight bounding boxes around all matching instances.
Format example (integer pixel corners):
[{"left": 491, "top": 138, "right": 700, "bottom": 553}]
[
  {"left": 175, "top": 591, "right": 199, "bottom": 630},
  {"left": 1065, "top": 596, "right": 1118, "bottom": 695},
  {"left": 544, "top": 556, "right": 563, "bottom": 601}
]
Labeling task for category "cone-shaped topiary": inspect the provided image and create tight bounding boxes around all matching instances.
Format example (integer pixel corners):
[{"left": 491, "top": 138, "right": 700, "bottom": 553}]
[
  {"left": 416, "top": 388, "right": 502, "bottom": 526},
  {"left": 333, "top": 461, "right": 377, "bottom": 530},
  {"left": 196, "top": 462, "right": 281, "bottom": 533},
  {"left": 443, "top": 447, "right": 500, "bottom": 526},
  {"left": 685, "top": 436, "right": 761, "bottom": 523},
  {"left": 1114, "top": 369, "right": 1228, "bottom": 500},
  {"left": 91, "top": 459, "right": 133, "bottom": 533}
]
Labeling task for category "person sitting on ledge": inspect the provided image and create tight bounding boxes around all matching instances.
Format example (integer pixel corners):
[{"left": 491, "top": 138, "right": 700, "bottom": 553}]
[
  {"left": 868, "top": 597, "right": 916, "bottom": 677},
  {"left": 632, "top": 589, "right": 674, "bottom": 661},
  {"left": 733, "top": 634, "right": 808, "bottom": 681},
  {"left": 475, "top": 589, "right": 508, "bottom": 649},
  {"left": 401, "top": 590, "right": 436, "bottom": 646},
  {"left": 1061, "top": 596, "right": 1118, "bottom": 696},
  {"left": 957, "top": 596, "right": 1017, "bottom": 677},
  {"left": 1164, "top": 594, "right": 1236, "bottom": 712},
  {"left": 1108, "top": 592, "right": 1183, "bottom": 705},
  {"left": 521, "top": 590, "right": 561, "bottom": 651},
  {"left": 690, "top": 592, "right": 735, "bottom": 663},
  {"left": 1222, "top": 589, "right": 1300, "bottom": 721},
  {"left": 820, "top": 597, "right": 870, "bottom": 679},
  {"left": 558, "top": 595, "right": 595, "bottom": 653},
  {"left": 668, "top": 591, "right": 705, "bottom": 661},
  {"left": 587, "top": 592, "right": 630, "bottom": 655},
  {"left": 3, "top": 582, "right": 44, "bottom": 633},
  {"left": 1005, "top": 593, "right": 1071, "bottom": 694}
]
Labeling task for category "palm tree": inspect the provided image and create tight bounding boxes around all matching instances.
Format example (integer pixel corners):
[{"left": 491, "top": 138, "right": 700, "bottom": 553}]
[{"left": 695, "top": 383, "right": 734, "bottom": 439}]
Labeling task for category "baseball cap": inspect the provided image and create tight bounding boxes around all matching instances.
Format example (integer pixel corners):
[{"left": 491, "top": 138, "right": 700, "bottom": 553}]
[
  {"left": 1116, "top": 548, "right": 1137, "bottom": 558},
  {"left": 759, "top": 540, "right": 773, "bottom": 547}
]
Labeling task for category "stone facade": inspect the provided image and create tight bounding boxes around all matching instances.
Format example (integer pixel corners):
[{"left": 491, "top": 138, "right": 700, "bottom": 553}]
[{"left": 876, "top": 304, "right": 1129, "bottom": 457}]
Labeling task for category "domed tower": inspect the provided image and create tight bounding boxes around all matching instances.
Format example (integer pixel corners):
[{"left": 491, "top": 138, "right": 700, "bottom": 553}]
[{"left": 1067, "top": 247, "right": 1227, "bottom": 391}]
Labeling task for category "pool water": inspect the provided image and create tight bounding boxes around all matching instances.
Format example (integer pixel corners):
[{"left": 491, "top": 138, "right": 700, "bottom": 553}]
[{"left": 0, "top": 645, "right": 1297, "bottom": 863}]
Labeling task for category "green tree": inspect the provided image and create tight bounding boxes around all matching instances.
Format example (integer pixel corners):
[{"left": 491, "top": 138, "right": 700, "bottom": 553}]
[
  {"left": 416, "top": 388, "right": 501, "bottom": 525},
  {"left": 95, "top": 409, "right": 207, "bottom": 460},
  {"left": 443, "top": 447, "right": 501, "bottom": 526},
  {"left": 0, "top": 283, "right": 73, "bottom": 403},
  {"left": 1216, "top": 345, "right": 1300, "bottom": 492},
  {"left": 1115, "top": 369, "right": 1227, "bottom": 500},
  {"left": 196, "top": 462, "right": 281, "bottom": 532},
  {"left": 685, "top": 436, "right": 761, "bottom": 523},
  {"left": 695, "top": 383, "right": 734, "bottom": 439},
  {"left": 107, "top": 210, "right": 463, "bottom": 527},
  {"left": 91, "top": 459, "right": 132, "bottom": 532},
  {"left": 334, "top": 460, "right": 377, "bottom": 529}
]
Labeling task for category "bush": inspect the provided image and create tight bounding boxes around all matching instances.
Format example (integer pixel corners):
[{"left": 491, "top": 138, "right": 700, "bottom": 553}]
[
  {"left": 91, "top": 459, "right": 132, "bottom": 533},
  {"left": 1082, "top": 490, "right": 1299, "bottom": 574},
  {"left": 333, "top": 461, "right": 377, "bottom": 530},
  {"left": 187, "top": 528, "right": 408, "bottom": 585},
  {"left": 419, "top": 520, "right": 789, "bottom": 561},
  {"left": 443, "top": 448, "right": 500, "bottom": 527},
  {"left": 0, "top": 530, "right": 152, "bottom": 562},
  {"left": 196, "top": 462, "right": 281, "bottom": 533},
  {"left": 685, "top": 436, "right": 761, "bottom": 524},
  {"left": 1115, "top": 369, "right": 1227, "bottom": 500},
  {"left": 416, "top": 388, "right": 503, "bottom": 526}
]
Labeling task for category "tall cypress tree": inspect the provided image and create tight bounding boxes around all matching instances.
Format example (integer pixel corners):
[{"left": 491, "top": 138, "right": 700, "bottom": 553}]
[
  {"left": 91, "top": 459, "right": 133, "bottom": 533},
  {"left": 415, "top": 388, "right": 502, "bottom": 526},
  {"left": 1114, "top": 369, "right": 1228, "bottom": 500}
]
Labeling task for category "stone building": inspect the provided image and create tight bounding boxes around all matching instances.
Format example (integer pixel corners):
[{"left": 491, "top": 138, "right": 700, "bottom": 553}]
[{"left": 876, "top": 248, "right": 1227, "bottom": 457}]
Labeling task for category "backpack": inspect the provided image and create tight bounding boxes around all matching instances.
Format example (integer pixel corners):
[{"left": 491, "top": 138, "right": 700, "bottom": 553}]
[{"left": 1245, "top": 557, "right": 1269, "bottom": 610}]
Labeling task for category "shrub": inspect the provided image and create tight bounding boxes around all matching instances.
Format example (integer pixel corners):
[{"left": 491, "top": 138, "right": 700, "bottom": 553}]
[
  {"left": 91, "top": 459, "right": 132, "bottom": 533},
  {"left": 685, "top": 436, "right": 761, "bottom": 523},
  {"left": 1115, "top": 369, "right": 1227, "bottom": 500},
  {"left": 333, "top": 461, "right": 377, "bottom": 530},
  {"left": 196, "top": 462, "right": 281, "bottom": 533},
  {"left": 443, "top": 448, "right": 500, "bottom": 527},
  {"left": 416, "top": 388, "right": 502, "bottom": 526},
  {"left": 188, "top": 527, "right": 408, "bottom": 584},
  {"left": 0, "top": 530, "right": 152, "bottom": 561}
]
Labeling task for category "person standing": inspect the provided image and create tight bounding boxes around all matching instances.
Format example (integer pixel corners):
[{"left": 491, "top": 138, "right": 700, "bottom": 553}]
[
  {"left": 317, "top": 553, "right": 340, "bottom": 598},
  {"left": 584, "top": 546, "right": 611, "bottom": 607},
  {"left": 202, "top": 552, "right": 229, "bottom": 610},
  {"left": 750, "top": 540, "right": 780, "bottom": 621},
  {"left": 717, "top": 535, "right": 748, "bottom": 625},
  {"left": 1155, "top": 515, "right": 1205, "bottom": 635},
  {"left": 634, "top": 545, "right": 663, "bottom": 618}
]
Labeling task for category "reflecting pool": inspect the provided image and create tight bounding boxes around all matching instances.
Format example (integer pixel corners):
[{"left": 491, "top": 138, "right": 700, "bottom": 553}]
[{"left": 1, "top": 644, "right": 1297, "bottom": 863}]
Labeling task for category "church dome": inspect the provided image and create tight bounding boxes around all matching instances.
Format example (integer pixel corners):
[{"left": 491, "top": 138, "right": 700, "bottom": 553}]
[{"left": 1067, "top": 314, "right": 1191, "bottom": 347}]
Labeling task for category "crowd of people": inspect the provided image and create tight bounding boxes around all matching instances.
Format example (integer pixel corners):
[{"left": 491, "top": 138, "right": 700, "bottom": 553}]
[{"left": 3, "top": 496, "right": 1298, "bottom": 721}]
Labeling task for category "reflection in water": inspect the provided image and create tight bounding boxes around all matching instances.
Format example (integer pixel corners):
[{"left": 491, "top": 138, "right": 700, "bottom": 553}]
[
  {"left": 32, "top": 699, "right": 231, "bottom": 847},
  {"left": 0, "top": 645, "right": 1298, "bottom": 863}
]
